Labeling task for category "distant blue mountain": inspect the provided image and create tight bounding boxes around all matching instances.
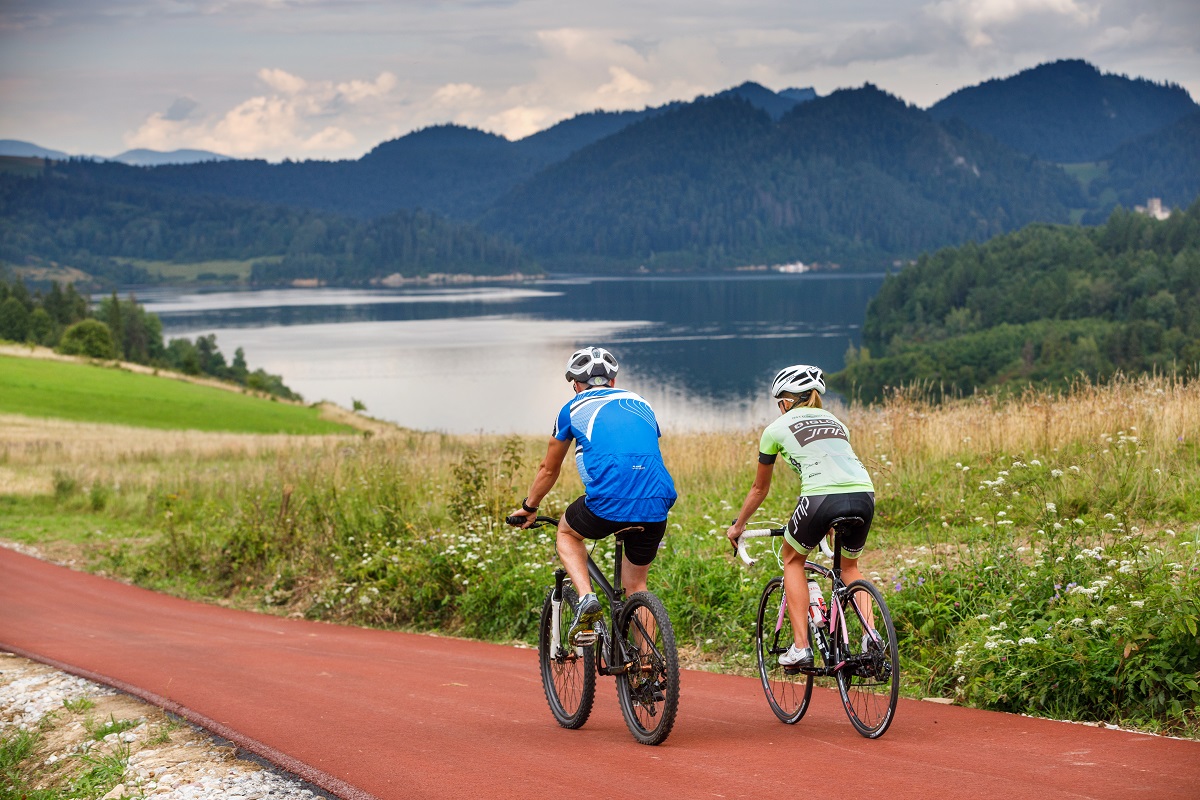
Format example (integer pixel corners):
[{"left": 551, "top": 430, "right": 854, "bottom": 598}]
[
  {"left": 715, "top": 81, "right": 818, "bottom": 119},
  {"left": 0, "top": 139, "right": 71, "bottom": 160},
  {"left": 779, "top": 87, "right": 818, "bottom": 103},
  {"left": 112, "top": 148, "right": 232, "bottom": 166},
  {"left": 929, "top": 59, "right": 1198, "bottom": 163},
  {"left": 0, "top": 140, "right": 231, "bottom": 165}
]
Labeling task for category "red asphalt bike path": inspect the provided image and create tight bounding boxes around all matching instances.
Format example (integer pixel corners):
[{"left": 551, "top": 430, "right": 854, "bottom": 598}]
[{"left": 2, "top": 546, "right": 1198, "bottom": 800}]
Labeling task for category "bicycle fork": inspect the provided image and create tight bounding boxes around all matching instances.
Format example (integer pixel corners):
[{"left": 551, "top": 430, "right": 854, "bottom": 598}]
[{"left": 550, "top": 569, "right": 595, "bottom": 658}]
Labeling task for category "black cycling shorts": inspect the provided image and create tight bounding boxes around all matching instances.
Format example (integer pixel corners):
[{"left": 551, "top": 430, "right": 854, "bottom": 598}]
[
  {"left": 784, "top": 491, "right": 875, "bottom": 557},
  {"left": 563, "top": 495, "right": 667, "bottom": 566}
]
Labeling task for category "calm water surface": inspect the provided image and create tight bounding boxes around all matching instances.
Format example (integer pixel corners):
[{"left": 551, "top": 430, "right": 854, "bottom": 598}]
[{"left": 140, "top": 274, "right": 884, "bottom": 434}]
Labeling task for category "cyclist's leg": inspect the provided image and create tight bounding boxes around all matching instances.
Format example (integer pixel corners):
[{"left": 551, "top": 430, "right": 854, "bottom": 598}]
[
  {"left": 619, "top": 520, "right": 665, "bottom": 596},
  {"left": 781, "top": 542, "right": 810, "bottom": 649},
  {"left": 839, "top": 555, "right": 875, "bottom": 632},
  {"left": 555, "top": 517, "right": 594, "bottom": 597},
  {"left": 618, "top": 521, "right": 666, "bottom": 657},
  {"left": 836, "top": 492, "right": 876, "bottom": 633},
  {"left": 623, "top": 557, "right": 649, "bottom": 595},
  {"left": 783, "top": 494, "right": 828, "bottom": 650}
]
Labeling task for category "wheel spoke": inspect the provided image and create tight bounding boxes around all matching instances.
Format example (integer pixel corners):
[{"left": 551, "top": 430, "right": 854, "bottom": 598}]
[
  {"left": 835, "top": 580, "right": 899, "bottom": 738},
  {"left": 756, "top": 575, "right": 813, "bottom": 724},
  {"left": 539, "top": 586, "right": 596, "bottom": 730},
  {"left": 615, "top": 592, "right": 679, "bottom": 745}
]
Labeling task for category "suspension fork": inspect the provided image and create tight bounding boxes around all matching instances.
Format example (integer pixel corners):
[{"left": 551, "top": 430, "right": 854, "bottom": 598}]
[{"left": 550, "top": 568, "right": 567, "bottom": 659}]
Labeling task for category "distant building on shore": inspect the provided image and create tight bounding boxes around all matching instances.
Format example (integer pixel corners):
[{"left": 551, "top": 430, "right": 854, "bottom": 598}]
[{"left": 1134, "top": 198, "right": 1172, "bottom": 220}]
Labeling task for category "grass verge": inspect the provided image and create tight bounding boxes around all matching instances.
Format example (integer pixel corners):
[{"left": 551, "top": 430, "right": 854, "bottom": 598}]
[{"left": 0, "top": 354, "right": 355, "bottom": 435}]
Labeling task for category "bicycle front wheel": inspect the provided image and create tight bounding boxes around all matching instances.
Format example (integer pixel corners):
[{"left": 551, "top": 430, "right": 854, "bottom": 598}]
[
  {"left": 756, "top": 576, "right": 813, "bottom": 724},
  {"left": 835, "top": 579, "right": 899, "bottom": 738},
  {"left": 615, "top": 591, "right": 680, "bottom": 745},
  {"left": 539, "top": 585, "right": 596, "bottom": 729}
]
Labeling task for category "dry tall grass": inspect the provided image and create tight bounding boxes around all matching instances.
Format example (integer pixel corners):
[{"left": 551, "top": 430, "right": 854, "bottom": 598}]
[
  {"left": 3, "top": 373, "right": 1195, "bottom": 503},
  {"left": 660, "top": 374, "right": 1198, "bottom": 486},
  {"left": 844, "top": 373, "right": 1198, "bottom": 463}
]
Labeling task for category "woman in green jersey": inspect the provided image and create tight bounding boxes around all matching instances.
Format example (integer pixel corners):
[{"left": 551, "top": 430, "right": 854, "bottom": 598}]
[{"left": 725, "top": 364, "right": 877, "bottom": 668}]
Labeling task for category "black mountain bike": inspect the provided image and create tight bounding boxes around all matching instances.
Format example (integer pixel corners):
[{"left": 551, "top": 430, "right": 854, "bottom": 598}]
[
  {"left": 735, "top": 517, "right": 900, "bottom": 738},
  {"left": 506, "top": 514, "right": 680, "bottom": 745}
]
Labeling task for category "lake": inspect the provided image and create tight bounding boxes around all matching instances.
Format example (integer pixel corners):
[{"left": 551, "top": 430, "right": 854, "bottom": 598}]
[{"left": 140, "top": 273, "right": 885, "bottom": 434}]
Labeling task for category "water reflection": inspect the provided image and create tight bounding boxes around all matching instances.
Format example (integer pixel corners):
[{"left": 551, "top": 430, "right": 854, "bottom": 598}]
[{"left": 146, "top": 274, "right": 884, "bottom": 433}]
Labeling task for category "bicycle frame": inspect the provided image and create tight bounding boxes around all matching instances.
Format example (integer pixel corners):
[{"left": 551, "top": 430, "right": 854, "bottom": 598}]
[
  {"left": 546, "top": 534, "right": 640, "bottom": 676},
  {"left": 742, "top": 524, "right": 861, "bottom": 677}
]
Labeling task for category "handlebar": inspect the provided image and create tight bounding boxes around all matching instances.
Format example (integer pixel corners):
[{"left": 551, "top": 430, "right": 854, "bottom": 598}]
[
  {"left": 505, "top": 514, "right": 559, "bottom": 529},
  {"left": 733, "top": 527, "right": 785, "bottom": 566},
  {"left": 732, "top": 520, "right": 835, "bottom": 565}
]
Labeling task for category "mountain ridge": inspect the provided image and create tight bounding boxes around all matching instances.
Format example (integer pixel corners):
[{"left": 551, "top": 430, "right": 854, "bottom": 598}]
[{"left": 928, "top": 58, "right": 1198, "bottom": 163}]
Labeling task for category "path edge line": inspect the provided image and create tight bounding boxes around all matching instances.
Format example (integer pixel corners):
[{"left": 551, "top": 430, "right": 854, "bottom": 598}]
[{"left": 1, "top": 642, "right": 382, "bottom": 800}]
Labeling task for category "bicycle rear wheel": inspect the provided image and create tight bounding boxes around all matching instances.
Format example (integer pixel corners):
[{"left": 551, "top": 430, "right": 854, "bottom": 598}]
[
  {"left": 755, "top": 576, "right": 813, "bottom": 724},
  {"left": 835, "top": 579, "right": 899, "bottom": 738},
  {"left": 615, "top": 591, "right": 680, "bottom": 745},
  {"left": 539, "top": 585, "right": 596, "bottom": 729}
]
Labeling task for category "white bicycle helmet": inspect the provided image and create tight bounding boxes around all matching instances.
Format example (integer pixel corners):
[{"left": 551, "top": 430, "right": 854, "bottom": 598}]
[
  {"left": 565, "top": 346, "right": 619, "bottom": 386},
  {"left": 770, "top": 364, "right": 825, "bottom": 398}
]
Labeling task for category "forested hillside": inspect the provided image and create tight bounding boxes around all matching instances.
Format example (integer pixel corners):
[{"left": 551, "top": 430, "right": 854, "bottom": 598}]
[
  {"left": 928, "top": 59, "right": 1198, "bottom": 163},
  {"left": 480, "top": 87, "right": 1083, "bottom": 269},
  {"left": 0, "top": 161, "right": 532, "bottom": 285},
  {"left": 836, "top": 201, "right": 1200, "bottom": 400},
  {"left": 48, "top": 111, "right": 680, "bottom": 221},
  {"left": 1089, "top": 111, "right": 1200, "bottom": 213},
  {"left": 3, "top": 64, "right": 1197, "bottom": 284}
]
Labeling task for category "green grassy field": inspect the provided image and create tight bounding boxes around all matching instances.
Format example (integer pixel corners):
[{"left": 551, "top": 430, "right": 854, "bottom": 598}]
[
  {"left": 118, "top": 256, "right": 281, "bottom": 282},
  {"left": 0, "top": 355, "right": 355, "bottom": 434}
]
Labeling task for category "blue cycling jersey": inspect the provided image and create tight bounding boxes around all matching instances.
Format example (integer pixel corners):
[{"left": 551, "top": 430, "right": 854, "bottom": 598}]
[{"left": 553, "top": 387, "right": 677, "bottom": 522}]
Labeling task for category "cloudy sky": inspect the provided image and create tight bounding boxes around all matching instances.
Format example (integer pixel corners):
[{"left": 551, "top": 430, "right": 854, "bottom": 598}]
[{"left": 1, "top": 0, "right": 1197, "bottom": 161}]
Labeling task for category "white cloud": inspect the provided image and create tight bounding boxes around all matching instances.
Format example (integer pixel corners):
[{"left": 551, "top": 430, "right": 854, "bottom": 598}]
[
  {"left": 337, "top": 72, "right": 398, "bottom": 103},
  {"left": 12, "top": 0, "right": 1195, "bottom": 159},
  {"left": 925, "top": 0, "right": 1097, "bottom": 47},
  {"left": 432, "top": 82, "right": 485, "bottom": 107},
  {"left": 595, "top": 66, "right": 654, "bottom": 101},
  {"left": 258, "top": 68, "right": 307, "bottom": 95},
  {"left": 124, "top": 68, "right": 399, "bottom": 158},
  {"left": 482, "top": 105, "right": 557, "bottom": 140}
]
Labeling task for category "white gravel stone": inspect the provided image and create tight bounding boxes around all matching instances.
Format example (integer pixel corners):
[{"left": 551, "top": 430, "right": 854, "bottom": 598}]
[{"left": 1, "top": 654, "right": 335, "bottom": 800}]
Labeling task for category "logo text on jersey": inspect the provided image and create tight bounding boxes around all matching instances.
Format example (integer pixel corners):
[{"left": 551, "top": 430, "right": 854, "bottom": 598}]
[{"left": 788, "top": 418, "right": 848, "bottom": 446}]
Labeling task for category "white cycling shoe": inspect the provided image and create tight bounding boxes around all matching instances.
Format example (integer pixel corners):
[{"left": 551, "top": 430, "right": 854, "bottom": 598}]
[{"left": 778, "top": 643, "right": 814, "bottom": 667}]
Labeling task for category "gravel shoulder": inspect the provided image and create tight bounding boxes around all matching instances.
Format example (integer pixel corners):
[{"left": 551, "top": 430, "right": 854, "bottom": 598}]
[{"left": 0, "top": 652, "right": 336, "bottom": 800}]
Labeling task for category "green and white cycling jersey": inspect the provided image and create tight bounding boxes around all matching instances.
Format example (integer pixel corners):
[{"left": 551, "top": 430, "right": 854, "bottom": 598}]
[{"left": 758, "top": 407, "right": 874, "bottom": 496}]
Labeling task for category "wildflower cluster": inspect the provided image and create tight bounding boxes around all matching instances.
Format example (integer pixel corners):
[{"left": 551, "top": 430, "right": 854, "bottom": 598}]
[{"left": 885, "top": 443, "right": 1200, "bottom": 734}]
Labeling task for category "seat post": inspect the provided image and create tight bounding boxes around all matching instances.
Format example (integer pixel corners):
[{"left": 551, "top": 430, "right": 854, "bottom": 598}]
[
  {"left": 613, "top": 536, "right": 624, "bottom": 599},
  {"left": 832, "top": 528, "right": 842, "bottom": 581}
]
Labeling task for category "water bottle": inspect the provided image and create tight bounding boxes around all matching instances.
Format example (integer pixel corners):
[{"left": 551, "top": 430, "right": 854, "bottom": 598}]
[{"left": 807, "top": 579, "right": 826, "bottom": 627}]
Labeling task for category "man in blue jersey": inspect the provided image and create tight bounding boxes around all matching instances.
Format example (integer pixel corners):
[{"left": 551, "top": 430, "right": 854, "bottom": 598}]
[{"left": 510, "top": 346, "right": 677, "bottom": 644}]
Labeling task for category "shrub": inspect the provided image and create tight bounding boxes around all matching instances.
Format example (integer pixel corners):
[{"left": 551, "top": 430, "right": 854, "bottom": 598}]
[{"left": 57, "top": 319, "right": 116, "bottom": 359}]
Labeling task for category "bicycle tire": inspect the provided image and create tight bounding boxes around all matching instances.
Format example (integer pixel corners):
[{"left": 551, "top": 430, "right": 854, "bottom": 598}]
[
  {"left": 614, "top": 591, "right": 680, "bottom": 745},
  {"left": 835, "top": 579, "right": 900, "bottom": 738},
  {"left": 538, "top": 585, "right": 596, "bottom": 729},
  {"left": 755, "top": 576, "right": 813, "bottom": 724}
]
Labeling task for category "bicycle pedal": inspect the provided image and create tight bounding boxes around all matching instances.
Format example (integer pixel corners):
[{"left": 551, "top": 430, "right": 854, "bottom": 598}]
[
  {"left": 572, "top": 631, "right": 598, "bottom": 646},
  {"left": 783, "top": 665, "right": 801, "bottom": 675}
]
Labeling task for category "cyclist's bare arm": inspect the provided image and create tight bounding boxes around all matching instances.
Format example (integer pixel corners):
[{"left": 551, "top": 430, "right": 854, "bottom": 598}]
[
  {"left": 727, "top": 460, "right": 775, "bottom": 548},
  {"left": 511, "top": 437, "right": 570, "bottom": 528}
]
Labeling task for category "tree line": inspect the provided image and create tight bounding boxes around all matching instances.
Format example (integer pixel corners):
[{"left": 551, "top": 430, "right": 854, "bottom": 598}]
[
  {"left": 0, "top": 271, "right": 298, "bottom": 399},
  {"left": 0, "top": 163, "right": 532, "bottom": 286},
  {"left": 834, "top": 200, "right": 1200, "bottom": 401}
]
